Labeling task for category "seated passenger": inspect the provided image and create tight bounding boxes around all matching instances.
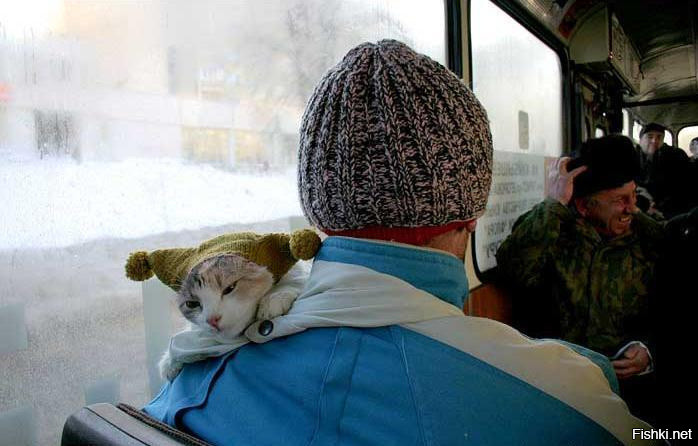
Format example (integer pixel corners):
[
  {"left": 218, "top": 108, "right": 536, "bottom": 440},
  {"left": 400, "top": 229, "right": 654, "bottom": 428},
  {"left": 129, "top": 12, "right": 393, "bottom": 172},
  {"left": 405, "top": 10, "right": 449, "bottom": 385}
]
[
  {"left": 690, "top": 137, "right": 698, "bottom": 160},
  {"left": 637, "top": 122, "right": 695, "bottom": 217},
  {"left": 144, "top": 41, "right": 654, "bottom": 445},
  {"left": 496, "top": 135, "right": 664, "bottom": 423}
]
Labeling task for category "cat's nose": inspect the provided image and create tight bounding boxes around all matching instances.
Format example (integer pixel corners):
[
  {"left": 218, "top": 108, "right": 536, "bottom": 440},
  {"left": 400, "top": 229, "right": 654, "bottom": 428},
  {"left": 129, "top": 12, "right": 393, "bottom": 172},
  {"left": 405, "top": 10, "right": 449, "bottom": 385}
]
[{"left": 207, "top": 315, "right": 222, "bottom": 330}]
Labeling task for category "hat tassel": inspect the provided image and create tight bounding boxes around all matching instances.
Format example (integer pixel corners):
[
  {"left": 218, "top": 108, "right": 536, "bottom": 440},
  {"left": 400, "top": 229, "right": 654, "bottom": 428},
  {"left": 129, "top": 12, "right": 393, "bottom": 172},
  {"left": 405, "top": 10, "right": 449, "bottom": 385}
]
[
  {"left": 289, "top": 229, "right": 321, "bottom": 260},
  {"left": 125, "top": 251, "right": 154, "bottom": 281}
]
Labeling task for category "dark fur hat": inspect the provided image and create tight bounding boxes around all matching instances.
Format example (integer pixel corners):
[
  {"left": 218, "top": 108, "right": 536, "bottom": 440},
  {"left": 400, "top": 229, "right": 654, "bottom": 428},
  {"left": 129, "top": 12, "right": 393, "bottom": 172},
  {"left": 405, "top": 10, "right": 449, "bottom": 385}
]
[
  {"left": 640, "top": 122, "right": 666, "bottom": 137},
  {"left": 568, "top": 135, "right": 641, "bottom": 198}
]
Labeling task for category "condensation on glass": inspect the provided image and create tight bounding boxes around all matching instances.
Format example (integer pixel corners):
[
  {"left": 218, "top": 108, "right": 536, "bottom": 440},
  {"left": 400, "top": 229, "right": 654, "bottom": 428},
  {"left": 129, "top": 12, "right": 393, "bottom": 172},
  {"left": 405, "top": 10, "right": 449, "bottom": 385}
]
[
  {"left": 678, "top": 125, "right": 698, "bottom": 155},
  {"left": 622, "top": 109, "right": 630, "bottom": 137},
  {"left": 0, "top": 1, "right": 445, "bottom": 444},
  {"left": 664, "top": 130, "right": 673, "bottom": 146},
  {"left": 471, "top": 0, "right": 563, "bottom": 273},
  {"left": 633, "top": 120, "right": 643, "bottom": 142},
  {"left": 471, "top": 0, "right": 563, "bottom": 157}
]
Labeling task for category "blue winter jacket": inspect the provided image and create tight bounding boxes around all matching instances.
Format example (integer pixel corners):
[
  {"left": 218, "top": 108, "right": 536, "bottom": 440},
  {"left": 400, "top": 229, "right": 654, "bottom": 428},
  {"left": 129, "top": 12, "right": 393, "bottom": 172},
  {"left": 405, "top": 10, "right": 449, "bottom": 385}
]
[{"left": 145, "top": 236, "right": 654, "bottom": 446}]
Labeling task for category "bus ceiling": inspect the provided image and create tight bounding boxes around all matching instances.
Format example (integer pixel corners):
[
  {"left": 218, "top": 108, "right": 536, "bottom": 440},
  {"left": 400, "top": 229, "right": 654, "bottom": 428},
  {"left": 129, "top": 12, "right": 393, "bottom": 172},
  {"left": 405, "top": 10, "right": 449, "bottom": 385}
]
[{"left": 504, "top": 0, "right": 698, "bottom": 128}]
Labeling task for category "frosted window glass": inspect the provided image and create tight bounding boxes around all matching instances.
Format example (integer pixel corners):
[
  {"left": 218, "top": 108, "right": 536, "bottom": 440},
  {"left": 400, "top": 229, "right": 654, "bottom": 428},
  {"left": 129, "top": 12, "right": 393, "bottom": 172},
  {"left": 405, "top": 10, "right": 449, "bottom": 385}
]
[
  {"left": 664, "top": 130, "right": 673, "bottom": 146},
  {"left": 471, "top": 0, "right": 563, "bottom": 157},
  {"left": 0, "top": 303, "right": 28, "bottom": 355},
  {"left": 622, "top": 110, "right": 631, "bottom": 136},
  {"left": 0, "top": 406, "right": 36, "bottom": 446},
  {"left": 678, "top": 125, "right": 698, "bottom": 155},
  {"left": 471, "top": 0, "right": 563, "bottom": 273},
  {"left": 142, "top": 278, "right": 176, "bottom": 397},
  {"left": 84, "top": 377, "right": 121, "bottom": 405},
  {"left": 0, "top": 1, "right": 445, "bottom": 443},
  {"left": 633, "top": 121, "right": 643, "bottom": 142}
]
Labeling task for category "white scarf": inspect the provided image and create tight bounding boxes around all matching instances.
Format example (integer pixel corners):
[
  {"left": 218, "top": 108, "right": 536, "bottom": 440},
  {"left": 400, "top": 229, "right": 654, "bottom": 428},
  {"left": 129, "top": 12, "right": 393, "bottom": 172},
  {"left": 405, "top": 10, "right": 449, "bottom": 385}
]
[{"left": 166, "top": 260, "right": 463, "bottom": 365}]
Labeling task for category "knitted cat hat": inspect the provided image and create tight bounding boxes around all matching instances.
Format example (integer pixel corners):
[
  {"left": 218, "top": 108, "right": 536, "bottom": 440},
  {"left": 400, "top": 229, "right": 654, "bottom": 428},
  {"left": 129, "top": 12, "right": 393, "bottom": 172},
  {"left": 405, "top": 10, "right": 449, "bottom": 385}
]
[{"left": 124, "top": 229, "right": 321, "bottom": 292}]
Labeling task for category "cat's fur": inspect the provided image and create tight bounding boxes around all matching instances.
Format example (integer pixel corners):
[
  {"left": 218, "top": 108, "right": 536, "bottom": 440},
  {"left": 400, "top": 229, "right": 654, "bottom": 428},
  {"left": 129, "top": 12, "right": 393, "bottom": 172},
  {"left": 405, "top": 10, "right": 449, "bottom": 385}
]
[{"left": 159, "top": 254, "right": 306, "bottom": 380}]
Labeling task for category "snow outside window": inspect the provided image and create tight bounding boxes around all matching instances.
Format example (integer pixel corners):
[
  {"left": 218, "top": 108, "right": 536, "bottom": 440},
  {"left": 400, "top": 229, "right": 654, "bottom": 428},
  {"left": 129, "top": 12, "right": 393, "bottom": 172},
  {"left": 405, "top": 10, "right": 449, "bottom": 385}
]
[
  {"left": 0, "top": 1, "right": 445, "bottom": 443},
  {"left": 633, "top": 120, "right": 643, "bottom": 142},
  {"left": 622, "top": 109, "right": 630, "bottom": 137},
  {"left": 678, "top": 125, "right": 698, "bottom": 155},
  {"left": 471, "top": 0, "right": 564, "bottom": 273}
]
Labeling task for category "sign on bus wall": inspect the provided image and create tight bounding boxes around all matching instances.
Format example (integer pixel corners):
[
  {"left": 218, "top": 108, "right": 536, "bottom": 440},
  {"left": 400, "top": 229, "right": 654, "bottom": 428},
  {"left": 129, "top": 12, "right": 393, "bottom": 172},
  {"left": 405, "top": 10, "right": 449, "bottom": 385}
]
[{"left": 474, "top": 151, "right": 548, "bottom": 273}]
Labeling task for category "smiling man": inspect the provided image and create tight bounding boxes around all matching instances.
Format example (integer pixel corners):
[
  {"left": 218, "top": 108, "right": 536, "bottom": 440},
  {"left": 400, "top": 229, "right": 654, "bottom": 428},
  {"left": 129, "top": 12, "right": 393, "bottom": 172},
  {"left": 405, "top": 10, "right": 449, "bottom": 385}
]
[{"left": 497, "top": 135, "right": 664, "bottom": 422}]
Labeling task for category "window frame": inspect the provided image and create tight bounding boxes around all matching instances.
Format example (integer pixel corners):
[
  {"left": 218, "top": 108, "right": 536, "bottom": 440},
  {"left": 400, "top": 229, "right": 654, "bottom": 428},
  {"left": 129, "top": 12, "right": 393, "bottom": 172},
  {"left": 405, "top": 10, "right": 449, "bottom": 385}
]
[{"left": 445, "top": 0, "right": 463, "bottom": 78}]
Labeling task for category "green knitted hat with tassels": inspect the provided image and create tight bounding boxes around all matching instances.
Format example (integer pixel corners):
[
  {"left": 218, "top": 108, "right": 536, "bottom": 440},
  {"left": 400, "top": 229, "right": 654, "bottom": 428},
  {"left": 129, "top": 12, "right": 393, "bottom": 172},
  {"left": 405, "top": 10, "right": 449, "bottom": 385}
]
[{"left": 125, "top": 229, "right": 321, "bottom": 292}]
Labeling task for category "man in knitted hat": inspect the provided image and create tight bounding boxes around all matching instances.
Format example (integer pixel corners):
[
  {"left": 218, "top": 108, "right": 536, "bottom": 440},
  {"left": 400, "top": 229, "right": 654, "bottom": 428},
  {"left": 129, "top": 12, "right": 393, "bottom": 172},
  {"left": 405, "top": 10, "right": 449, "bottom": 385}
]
[
  {"left": 144, "top": 42, "right": 652, "bottom": 445},
  {"left": 637, "top": 122, "right": 695, "bottom": 217},
  {"left": 497, "top": 135, "right": 664, "bottom": 423}
]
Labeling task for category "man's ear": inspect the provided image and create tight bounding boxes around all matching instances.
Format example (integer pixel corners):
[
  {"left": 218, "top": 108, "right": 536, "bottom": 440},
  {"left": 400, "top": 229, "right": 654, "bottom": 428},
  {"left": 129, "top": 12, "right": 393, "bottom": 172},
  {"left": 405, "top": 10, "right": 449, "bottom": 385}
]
[
  {"left": 573, "top": 197, "right": 589, "bottom": 217},
  {"left": 465, "top": 219, "right": 477, "bottom": 233}
]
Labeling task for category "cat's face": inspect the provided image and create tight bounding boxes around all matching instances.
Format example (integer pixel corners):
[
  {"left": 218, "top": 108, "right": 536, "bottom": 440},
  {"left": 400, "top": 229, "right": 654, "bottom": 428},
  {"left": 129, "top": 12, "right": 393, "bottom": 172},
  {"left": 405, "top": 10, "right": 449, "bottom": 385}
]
[{"left": 176, "top": 254, "right": 274, "bottom": 338}]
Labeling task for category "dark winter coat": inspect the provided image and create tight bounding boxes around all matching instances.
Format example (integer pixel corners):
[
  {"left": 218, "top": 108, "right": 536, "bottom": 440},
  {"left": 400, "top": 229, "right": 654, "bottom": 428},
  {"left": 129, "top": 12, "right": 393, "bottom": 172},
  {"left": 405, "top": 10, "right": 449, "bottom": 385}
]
[{"left": 638, "top": 144, "right": 696, "bottom": 218}]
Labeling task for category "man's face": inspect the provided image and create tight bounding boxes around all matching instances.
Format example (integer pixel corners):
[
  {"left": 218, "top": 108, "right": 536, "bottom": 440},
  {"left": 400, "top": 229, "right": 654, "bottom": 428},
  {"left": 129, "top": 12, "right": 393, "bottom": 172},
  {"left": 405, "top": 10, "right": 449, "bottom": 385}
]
[
  {"left": 578, "top": 181, "right": 638, "bottom": 238},
  {"left": 690, "top": 140, "right": 698, "bottom": 156},
  {"left": 639, "top": 131, "right": 664, "bottom": 155}
]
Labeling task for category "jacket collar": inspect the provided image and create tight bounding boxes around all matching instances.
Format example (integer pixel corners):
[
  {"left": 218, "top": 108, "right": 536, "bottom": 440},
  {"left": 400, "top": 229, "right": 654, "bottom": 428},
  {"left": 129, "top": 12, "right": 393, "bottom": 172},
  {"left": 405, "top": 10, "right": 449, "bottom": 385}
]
[{"left": 314, "top": 236, "right": 469, "bottom": 308}]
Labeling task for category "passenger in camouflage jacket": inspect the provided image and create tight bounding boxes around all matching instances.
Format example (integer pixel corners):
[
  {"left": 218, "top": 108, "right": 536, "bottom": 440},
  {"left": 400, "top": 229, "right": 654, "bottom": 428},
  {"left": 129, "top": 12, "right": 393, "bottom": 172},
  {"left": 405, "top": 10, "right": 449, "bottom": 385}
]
[
  {"left": 497, "top": 197, "right": 663, "bottom": 357},
  {"left": 497, "top": 135, "right": 664, "bottom": 377},
  {"left": 497, "top": 136, "right": 666, "bottom": 423}
]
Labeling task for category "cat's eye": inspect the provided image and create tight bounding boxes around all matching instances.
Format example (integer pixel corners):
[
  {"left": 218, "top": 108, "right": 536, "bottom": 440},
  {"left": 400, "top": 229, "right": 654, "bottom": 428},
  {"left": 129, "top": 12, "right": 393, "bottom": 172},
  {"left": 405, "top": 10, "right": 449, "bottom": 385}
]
[
  {"left": 184, "top": 301, "right": 200, "bottom": 309},
  {"left": 222, "top": 282, "right": 238, "bottom": 296}
]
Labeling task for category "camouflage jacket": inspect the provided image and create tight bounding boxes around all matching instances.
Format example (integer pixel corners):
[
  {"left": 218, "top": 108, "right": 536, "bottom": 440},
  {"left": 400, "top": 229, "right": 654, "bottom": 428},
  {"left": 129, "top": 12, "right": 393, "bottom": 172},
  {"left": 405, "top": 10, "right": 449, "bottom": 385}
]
[{"left": 496, "top": 199, "right": 665, "bottom": 356}]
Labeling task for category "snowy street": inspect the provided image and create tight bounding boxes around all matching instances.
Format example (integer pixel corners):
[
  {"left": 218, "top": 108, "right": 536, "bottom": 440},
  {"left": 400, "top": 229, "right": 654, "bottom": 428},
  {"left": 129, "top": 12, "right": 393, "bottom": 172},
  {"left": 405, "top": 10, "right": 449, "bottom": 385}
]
[{"left": 0, "top": 156, "right": 302, "bottom": 249}]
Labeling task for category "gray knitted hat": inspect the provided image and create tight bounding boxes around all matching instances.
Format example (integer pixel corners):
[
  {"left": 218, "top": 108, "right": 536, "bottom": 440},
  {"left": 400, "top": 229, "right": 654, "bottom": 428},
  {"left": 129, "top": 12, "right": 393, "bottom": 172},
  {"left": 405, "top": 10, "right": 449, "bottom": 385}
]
[{"left": 298, "top": 39, "right": 493, "bottom": 232}]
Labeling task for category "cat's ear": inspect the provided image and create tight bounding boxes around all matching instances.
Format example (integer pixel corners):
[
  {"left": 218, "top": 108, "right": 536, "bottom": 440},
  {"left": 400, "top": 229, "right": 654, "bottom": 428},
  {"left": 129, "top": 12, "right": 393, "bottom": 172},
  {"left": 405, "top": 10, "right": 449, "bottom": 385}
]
[{"left": 243, "top": 261, "right": 273, "bottom": 281}]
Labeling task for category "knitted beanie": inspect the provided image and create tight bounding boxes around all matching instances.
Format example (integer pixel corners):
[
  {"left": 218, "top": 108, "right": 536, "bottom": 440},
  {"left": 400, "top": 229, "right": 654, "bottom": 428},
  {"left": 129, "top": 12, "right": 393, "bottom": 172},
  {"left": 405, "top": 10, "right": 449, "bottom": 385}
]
[
  {"left": 568, "top": 135, "right": 641, "bottom": 198},
  {"left": 298, "top": 39, "right": 493, "bottom": 236},
  {"left": 124, "top": 229, "right": 321, "bottom": 291}
]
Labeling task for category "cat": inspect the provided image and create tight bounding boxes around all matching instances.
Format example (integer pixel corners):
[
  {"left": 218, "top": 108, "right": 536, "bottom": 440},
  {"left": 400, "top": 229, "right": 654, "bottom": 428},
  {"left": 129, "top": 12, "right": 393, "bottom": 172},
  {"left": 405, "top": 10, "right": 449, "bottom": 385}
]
[{"left": 159, "top": 254, "right": 308, "bottom": 380}]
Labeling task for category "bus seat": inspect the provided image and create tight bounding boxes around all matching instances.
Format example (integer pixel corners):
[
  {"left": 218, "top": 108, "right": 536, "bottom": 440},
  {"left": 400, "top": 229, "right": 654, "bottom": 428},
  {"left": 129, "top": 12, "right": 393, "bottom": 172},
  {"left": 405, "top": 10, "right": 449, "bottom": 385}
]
[
  {"left": 464, "top": 282, "right": 512, "bottom": 324},
  {"left": 61, "top": 403, "right": 211, "bottom": 446}
]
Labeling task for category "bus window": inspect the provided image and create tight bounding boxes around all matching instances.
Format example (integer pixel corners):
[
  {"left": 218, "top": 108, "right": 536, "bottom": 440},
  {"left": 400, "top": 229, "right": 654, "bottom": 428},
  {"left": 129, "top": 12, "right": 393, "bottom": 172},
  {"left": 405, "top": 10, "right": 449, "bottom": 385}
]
[
  {"left": 0, "top": 1, "right": 445, "bottom": 443},
  {"left": 622, "top": 109, "right": 630, "bottom": 136},
  {"left": 678, "top": 125, "right": 698, "bottom": 155},
  {"left": 633, "top": 120, "right": 643, "bottom": 142},
  {"left": 471, "top": 0, "right": 562, "bottom": 156},
  {"left": 471, "top": 0, "right": 563, "bottom": 274},
  {"left": 664, "top": 130, "right": 673, "bottom": 146}
]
